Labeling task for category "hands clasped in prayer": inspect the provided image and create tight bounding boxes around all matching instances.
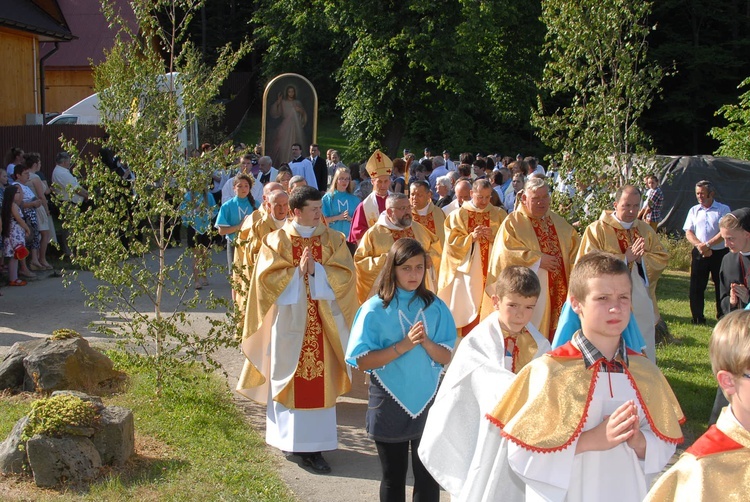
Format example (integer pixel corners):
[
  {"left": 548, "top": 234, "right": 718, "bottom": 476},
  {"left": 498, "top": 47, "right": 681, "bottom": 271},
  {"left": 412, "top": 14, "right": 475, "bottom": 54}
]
[
  {"left": 299, "top": 246, "right": 316, "bottom": 276},
  {"left": 577, "top": 399, "right": 646, "bottom": 458},
  {"left": 470, "top": 225, "right": 492, "bottom": 241},
  {"left": 625, "top": 237, "right": 646, "bottom": 264}
]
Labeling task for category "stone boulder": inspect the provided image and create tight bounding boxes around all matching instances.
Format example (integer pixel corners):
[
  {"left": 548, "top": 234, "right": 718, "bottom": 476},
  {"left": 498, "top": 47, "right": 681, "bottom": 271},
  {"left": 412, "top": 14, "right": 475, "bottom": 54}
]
[
  {"left": 0, "top": 416, "right": 30, "bottom": 474},
  {"left": 26, "top": 435, "right": 102, "bottom": 487},
  {"left": 19, "top": 337, "right": 123, "bottom": 392},
  {"left": 0, "top": 391, "right": 135, "bottom": 486},
  {"left": 91, "top": 406, "right": 134, "bottom": 466},
  {"left": 0, "top": 340, "right": 45, "bottom": 390}
]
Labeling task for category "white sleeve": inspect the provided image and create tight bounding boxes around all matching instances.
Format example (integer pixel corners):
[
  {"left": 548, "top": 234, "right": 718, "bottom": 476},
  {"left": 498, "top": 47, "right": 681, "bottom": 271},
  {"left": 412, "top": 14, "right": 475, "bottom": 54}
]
[
  {"left": 309, "top": 262, "right": 335, "bottom": 300},
  {"left": 277, "top": 269, "right": 302, "bottom": 305}
]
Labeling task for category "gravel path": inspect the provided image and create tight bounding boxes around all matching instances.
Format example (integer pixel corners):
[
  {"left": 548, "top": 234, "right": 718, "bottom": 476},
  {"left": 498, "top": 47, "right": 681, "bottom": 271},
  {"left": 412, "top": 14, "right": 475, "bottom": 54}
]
[{"left": 0, "top": 248, "right": 449, "bottom": 501}]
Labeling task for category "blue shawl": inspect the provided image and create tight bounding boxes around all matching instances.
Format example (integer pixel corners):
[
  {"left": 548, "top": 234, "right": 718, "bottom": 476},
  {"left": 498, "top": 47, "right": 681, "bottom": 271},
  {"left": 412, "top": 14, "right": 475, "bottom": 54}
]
[{"left": 346, "top": 288, "right": 457, "bottom": 417}]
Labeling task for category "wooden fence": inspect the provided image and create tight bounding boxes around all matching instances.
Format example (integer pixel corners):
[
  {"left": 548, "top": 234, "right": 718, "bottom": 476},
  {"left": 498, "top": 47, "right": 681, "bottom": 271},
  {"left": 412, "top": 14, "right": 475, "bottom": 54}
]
[{"left": 0, "top": 124, "right": 105, "bottom": 180}]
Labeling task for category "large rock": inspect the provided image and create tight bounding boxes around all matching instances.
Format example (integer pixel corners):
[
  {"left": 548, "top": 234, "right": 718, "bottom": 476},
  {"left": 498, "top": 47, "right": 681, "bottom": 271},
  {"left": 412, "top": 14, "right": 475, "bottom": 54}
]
[
  {"left": 91, "top": 406, "right": 134, "bottom": 466},
  {"left": 0, "top": 340, "right": 45, "bottom": 390},
  {"left": 0, "top": 416, "right": 30, "bottom": 474},
  {"left": 26, "top": 435, "right": 102, "bottom": 487},
  {"left": 21, "top": 338, "right": 123, "bottom": 392}
]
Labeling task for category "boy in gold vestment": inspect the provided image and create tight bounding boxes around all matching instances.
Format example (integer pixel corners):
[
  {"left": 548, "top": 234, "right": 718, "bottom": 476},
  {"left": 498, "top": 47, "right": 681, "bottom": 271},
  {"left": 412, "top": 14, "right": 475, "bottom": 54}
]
[
  {"left": 646, "top": 309, "right": 750, "bottom": 501},
  {"left": 487, "top": 252, "right": 684, "bottom": 502}
]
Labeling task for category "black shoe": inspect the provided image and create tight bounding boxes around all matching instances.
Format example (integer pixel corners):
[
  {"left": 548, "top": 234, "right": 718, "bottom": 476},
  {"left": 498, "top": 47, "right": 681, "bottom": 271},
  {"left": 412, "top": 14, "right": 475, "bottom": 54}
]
[
  {"left": 299, "top": 452, "right": 331, "bottom": 474},
  {"left": 691, "top": 317, "right": 707, "bottom": 325}
]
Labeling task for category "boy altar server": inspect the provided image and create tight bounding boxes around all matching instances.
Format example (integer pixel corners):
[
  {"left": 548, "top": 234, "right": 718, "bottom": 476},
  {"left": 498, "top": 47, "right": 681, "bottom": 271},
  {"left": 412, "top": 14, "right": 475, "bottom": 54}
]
[
  {"left": 419, "top": 266, "right": 550, "bottom": 500},
  {"left": 646, "top": 309, "right": 750, "bottom": 501},
  {"left": 487, "top": 251, "right": 685, "bottom": 501}
]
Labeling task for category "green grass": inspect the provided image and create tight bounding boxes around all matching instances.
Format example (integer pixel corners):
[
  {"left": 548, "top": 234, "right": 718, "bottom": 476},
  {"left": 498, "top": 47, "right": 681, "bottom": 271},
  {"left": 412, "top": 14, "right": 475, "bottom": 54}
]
[
  {"left": 0, "top": 354, "right": 293, "bottom": 501},
  {"left": 655, "top": 270, "right": 717, "bottom": 443}
]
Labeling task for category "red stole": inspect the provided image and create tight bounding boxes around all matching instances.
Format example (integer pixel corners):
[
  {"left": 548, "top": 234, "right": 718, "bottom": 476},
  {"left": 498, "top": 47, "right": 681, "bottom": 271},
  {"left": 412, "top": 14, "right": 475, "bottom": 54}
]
[
  {"left": 530, "top": 216, "right": 567, "bottom": 341},
  {"left": 460, "top": 210, "right": 492, "bottom": 336},
  {"left": 614, "top": 226, "right": 642, "bottom": 271},
  {"left": 290, "top": 235, "right": 326, "bottom": 409},
  {"left": 413, "top": 212, "right": 436, "bottom": 234},
  {"left": 390, "top": 226, "right": 415, "bottom": 241}
]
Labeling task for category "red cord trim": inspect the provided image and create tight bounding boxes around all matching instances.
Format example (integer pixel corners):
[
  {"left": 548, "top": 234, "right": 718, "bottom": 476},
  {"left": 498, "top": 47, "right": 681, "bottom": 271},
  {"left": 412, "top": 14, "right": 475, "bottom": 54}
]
[{"left": 623, "top": 366, "right": 684, "bottom": 445}]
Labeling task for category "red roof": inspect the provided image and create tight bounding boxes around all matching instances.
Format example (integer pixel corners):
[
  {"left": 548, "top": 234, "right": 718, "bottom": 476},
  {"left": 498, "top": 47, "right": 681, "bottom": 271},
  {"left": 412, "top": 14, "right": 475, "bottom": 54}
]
[{"left": 40, "top": 0, "right": 136, "bottom": 67}]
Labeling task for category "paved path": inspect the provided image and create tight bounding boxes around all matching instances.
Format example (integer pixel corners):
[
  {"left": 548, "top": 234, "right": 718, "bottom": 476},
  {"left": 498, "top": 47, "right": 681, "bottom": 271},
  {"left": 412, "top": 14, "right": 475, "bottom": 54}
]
[{"left": 0, "top": 249, "right": 449, "bottom": 501}]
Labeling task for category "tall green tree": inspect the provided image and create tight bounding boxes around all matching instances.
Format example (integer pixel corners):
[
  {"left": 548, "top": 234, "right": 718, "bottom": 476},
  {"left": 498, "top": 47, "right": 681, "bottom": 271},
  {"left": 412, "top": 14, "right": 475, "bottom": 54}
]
[
  {"left": 711, "top": 76, "right": 750, "bottom": 160},
  {"left": 57, "top": 0, "right": 250, "bottom": 394},
  {"left": 643, "top": 0, "right": 750, "bottom": 154},
  {"left": 533, "top": 0, "right": 662, "bottom": 224},
  {"left": 253, "top": 0, "right": 544, "bottom": 159}
]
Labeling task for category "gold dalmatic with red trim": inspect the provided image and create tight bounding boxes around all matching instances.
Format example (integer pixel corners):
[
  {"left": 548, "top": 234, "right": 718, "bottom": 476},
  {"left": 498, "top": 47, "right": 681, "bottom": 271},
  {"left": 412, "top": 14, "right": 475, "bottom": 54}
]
[
  {"left": 530, "top": 216, "right": 567, "bottom": 341},
  {"left": 290, "top": 235, "right": 326, "bottom": 409},
  {"left": 413, "top": 213, "right": 436, "bottom": 235},
  {"left": 390, "top": 227, "right": 415, "bottom": 241},
  {"left": 488, "top": 341, "right": 685, "bottom": 452},
  {"left": 614, "top": 227, "right": 642, "bottom": 271}
]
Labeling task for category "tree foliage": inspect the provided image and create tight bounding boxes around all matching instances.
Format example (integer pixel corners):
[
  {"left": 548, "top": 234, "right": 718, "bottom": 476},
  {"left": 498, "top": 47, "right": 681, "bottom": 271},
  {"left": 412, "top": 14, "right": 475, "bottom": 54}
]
[
  {"left": 711, "top": 76, "right": 750, "bottom": 161},
  {"left": 56, "top": 0, "right": 250, "bottom": 394},
  {"left": 643, "top": 0, "right": 750, "bottom": 155},
  {"left": 253, "top": 0, "right": 544, "bottom": 159},
  {"left": 533, "top": 0, "right": 662, "bottom": 226}
]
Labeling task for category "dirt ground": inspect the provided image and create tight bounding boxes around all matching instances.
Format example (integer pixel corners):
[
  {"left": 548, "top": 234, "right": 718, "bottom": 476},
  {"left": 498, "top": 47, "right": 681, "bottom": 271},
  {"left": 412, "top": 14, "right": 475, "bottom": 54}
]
[{"left": 0, "top": 248, "right": 450, "bottom": 501}]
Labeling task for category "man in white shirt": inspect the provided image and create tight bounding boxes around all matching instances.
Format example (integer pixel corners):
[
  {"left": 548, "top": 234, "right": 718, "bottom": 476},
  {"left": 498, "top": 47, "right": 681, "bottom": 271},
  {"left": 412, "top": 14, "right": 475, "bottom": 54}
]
[
  {"left": 51, "top": 151, "right": 88, "bottom": 205},
  {"left": 443, "top": 150, "right": 457, "bottom": 172},
  {"left": 683, "top": 179, "right": 731, "bottom": 324}
]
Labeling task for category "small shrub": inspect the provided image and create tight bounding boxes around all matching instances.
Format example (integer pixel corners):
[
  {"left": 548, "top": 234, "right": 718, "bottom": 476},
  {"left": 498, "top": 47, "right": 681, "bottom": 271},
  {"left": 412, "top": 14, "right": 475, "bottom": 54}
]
[
  {"left": 50, "top": 329, "right": 82, "bottom": 341},
  {"left": 21, "top": 395, "right": 99, "bottom": 443},
  {"left": 662, "top": 232, "right": 692, "bottom": 272}
]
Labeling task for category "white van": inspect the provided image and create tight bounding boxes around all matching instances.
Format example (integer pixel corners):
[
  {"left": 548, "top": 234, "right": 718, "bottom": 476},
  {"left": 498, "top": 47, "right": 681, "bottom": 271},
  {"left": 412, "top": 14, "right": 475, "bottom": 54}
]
[{"left": 47, "top": 72, "right": 200, "bottom": 156}]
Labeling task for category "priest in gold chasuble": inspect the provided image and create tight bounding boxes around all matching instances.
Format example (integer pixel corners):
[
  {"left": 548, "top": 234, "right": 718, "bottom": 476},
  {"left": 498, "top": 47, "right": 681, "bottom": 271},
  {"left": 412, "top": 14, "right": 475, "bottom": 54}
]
[
  {"left": 576, "top": 185, "right": 668, "bottom": 361},
  {"left": 488, "top": 178, "right": 579, "bottom": 342},
  {"left": 234, "top": 187, "right": 288, "bottom": 319},
  {"left": 354, "top": 193, "right": 442, "bottom": 304},
  {"left": 438, "top": 179, "right": 507, "bottom": 337},
  {"left": 236, "top": 186, "right": 357, "bottom": 468},
  {"left": 409, "top": 180, "right": 446, "bottom": 247}
]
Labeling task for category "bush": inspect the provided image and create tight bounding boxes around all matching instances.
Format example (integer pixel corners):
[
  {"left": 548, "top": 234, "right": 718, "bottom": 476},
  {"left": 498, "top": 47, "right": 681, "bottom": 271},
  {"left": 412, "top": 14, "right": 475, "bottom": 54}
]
[{"left": 663, "top": 233, "right": 692, "bottom": 272}]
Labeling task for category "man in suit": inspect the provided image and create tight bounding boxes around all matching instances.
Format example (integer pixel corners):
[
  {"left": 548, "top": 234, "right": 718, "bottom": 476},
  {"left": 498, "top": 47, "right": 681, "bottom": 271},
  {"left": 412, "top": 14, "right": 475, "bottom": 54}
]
[
  {"left": 289, "top": 143, "right": 318, "bottom": 189},
  {"left": 309, "top": 144, "right": 328, "bottom": 193}
]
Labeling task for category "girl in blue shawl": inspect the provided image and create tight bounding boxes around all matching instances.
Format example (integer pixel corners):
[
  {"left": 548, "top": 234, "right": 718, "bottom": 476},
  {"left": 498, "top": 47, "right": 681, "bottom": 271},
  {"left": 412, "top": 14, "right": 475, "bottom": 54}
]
[{"left": 346, "top": 238, "right": 456, "bottom": 502}]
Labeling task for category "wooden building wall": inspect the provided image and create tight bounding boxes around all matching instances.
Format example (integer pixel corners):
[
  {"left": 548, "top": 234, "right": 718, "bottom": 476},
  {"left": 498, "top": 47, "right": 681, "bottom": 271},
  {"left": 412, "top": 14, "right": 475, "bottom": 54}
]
[
  {"left": 45, "top": 69, "right": 95, "bottom": 114},
  {"left": 0, "top": 28, "right": 38, "bottom": 126}
]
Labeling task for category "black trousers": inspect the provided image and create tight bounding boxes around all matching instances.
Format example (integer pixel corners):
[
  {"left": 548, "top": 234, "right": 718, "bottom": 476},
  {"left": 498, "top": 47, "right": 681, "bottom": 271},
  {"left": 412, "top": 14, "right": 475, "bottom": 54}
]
[
  {"left": 375, "top": 438, "right": 439, "bottom": 502},
  {"left": 689, "top": 247, "right": 728, "bottom": 321}
]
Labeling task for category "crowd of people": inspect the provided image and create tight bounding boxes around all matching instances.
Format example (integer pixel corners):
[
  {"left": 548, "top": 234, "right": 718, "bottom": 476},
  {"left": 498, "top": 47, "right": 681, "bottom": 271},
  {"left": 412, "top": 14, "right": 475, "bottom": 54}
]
[
  {"left": 3, "top": 140, "right": 749, "bottom": 501},
  {"left": 1, "top": 148, "right": 61, "bottom": 291},
  {"left": 226, "top": 146, "right": 749, "bottom": 501}
]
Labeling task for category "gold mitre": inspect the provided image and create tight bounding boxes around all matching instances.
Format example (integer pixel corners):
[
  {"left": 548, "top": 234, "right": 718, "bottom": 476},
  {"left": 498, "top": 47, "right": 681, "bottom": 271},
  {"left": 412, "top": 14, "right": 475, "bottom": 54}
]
[{"left": 366, "top": 149, "right": 393, "bottom": 178}]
